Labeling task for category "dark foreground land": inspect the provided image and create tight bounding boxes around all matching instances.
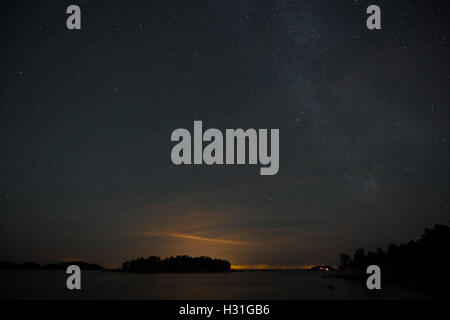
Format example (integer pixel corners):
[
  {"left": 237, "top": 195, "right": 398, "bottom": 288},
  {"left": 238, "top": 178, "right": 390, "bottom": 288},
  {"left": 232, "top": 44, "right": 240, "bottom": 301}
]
[{"left": 336, "top": 224, "right": 450, "bottom": 298}]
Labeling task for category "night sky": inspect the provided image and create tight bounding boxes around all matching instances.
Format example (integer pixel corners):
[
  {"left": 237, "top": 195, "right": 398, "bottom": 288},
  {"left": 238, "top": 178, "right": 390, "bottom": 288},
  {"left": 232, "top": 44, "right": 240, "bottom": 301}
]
[{"left": 1, "top": 0, "right": 449, "bottom": 268}]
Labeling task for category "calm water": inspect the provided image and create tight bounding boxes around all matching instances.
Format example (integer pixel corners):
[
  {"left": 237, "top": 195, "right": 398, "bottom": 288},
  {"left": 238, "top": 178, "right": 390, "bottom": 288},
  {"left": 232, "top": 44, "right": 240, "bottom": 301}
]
[{"left": 0, "top": 270, "right": 425, "bottom": 299}]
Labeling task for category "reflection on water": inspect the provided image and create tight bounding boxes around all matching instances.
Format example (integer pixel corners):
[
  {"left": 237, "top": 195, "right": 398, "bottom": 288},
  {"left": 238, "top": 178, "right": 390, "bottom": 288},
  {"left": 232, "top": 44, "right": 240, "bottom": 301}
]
[{"left": 0, "top": 270, "right": 425, "bottom": 300}]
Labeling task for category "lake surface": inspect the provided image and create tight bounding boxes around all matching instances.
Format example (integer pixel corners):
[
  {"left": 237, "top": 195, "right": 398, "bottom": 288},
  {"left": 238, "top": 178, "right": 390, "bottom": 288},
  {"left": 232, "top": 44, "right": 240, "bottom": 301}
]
[{"left": 0, "top": 270, "right": 426, "bottom": 299}]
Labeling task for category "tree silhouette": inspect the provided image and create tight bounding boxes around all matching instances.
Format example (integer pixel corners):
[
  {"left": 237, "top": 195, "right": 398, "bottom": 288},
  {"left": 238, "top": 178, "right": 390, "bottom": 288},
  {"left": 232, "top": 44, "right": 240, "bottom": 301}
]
[
  {"left": 121, "top": 255, "right": 231, "bottom": 273},
  {"left": 338, "top": 224, "right": 450, "bottom": 298}
]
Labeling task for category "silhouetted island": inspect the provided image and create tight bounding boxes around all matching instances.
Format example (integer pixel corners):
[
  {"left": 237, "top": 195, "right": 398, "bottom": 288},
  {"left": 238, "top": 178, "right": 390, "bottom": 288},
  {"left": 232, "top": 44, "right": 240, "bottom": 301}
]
[
  {"left": 0, "top": 261, "right": 103, "bottom": 271},
  {"left": 336, "top": 224, "right": 450, "bottom": 298},
  {"left": 121, "top": 255, "right": 231, "bottom": 273}
]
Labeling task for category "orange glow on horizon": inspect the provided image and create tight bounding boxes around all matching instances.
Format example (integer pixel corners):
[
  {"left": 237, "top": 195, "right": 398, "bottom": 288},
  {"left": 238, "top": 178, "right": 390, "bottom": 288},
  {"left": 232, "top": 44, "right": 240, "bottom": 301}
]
[{"left": 231, "top": 264, "right": 314, "bottom": 270}]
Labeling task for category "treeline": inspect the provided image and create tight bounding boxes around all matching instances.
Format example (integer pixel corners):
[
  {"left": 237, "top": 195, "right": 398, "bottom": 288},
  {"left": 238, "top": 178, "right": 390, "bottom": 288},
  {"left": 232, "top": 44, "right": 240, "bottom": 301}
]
[
  {"left": 122, "top": 255, "right": 231, "bottom": 273},
  {"left": 338, "top": 224, "right": 450, "bottom": 297},
  {"left": 0, "top": 261, "right": 103, "bottom": 271}
]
